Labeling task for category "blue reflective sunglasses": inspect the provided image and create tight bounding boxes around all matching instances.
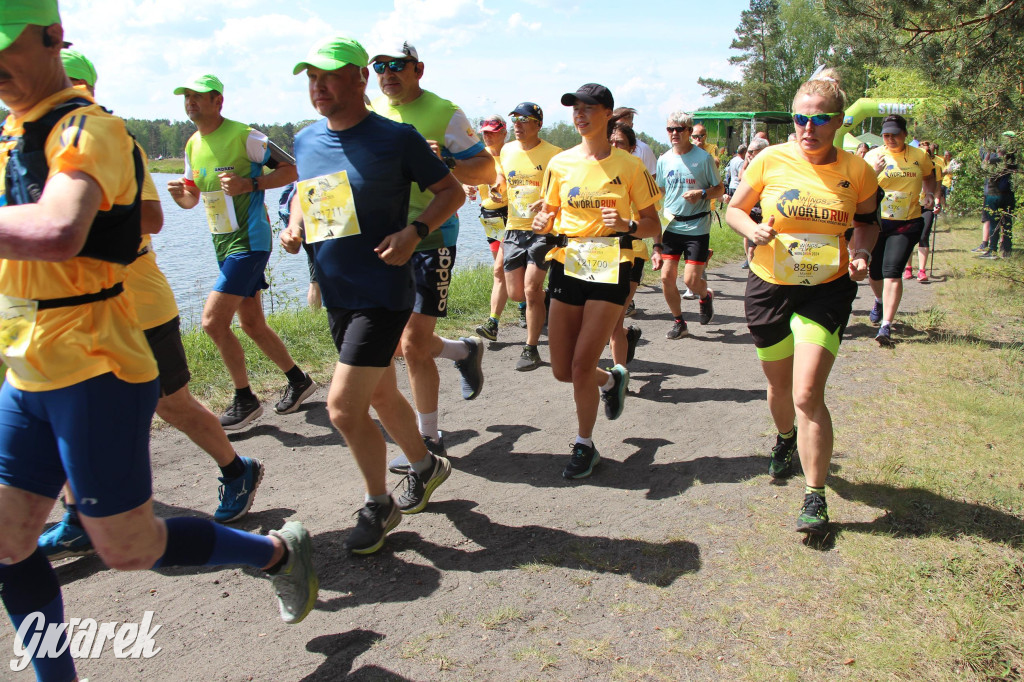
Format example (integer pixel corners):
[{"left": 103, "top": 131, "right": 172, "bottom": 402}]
[
  {"left": 793, "top": 112, "right": 841, "bottom": 126},
  {"left": 372, "top": 59, "right": 415, "bottom": 74}
]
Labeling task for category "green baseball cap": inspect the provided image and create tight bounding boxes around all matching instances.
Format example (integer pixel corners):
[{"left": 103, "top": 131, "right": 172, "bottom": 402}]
[
  {"left": 0, "top": 0, "right": 61, "bottom": 51},
  {"left": 61, "top": 48, "right": 97, "bottom": 88},
  {"left": 293, "top": 35, "right": 368, "bottom": 75},
  {"left": 173, "top": 74, "right": 224, "bottom": 96}
]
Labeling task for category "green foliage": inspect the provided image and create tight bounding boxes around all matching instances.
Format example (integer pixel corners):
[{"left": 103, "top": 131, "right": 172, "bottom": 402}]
[
  {"left": 638, "top": 132, "right": 669, "bottom": 157},
  {"left": 539, "top": 121, "right": 582, "bottom": 150},
  {"left": 124, "top": 117, "right": 316, "bottom": 158}
]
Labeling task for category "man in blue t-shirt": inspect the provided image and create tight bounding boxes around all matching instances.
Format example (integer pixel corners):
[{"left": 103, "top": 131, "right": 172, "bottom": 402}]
[
  {"left": 652, "top": 111, "right": 724, "bottom": 340},
  {"left": 282, "top": 36, "right": 465, "bottom": 555}
]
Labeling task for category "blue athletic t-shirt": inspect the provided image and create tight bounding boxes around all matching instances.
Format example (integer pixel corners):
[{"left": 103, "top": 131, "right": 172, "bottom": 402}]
[
  {"left": 293, "top": 113, "right": 450, "bottom": 310},
  {"left": 656, "top": 146, "right": 720, "bottom": 236}
]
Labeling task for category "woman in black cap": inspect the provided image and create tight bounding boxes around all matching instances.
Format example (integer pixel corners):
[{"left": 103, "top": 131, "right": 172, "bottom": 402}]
[{"left": 531, "top": 84, "right": 661, "bottom": 480}]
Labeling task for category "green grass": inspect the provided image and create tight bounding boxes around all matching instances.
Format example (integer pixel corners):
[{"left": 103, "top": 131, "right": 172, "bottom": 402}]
[{"left": 147, "top": 157, "right": 184, "bottom": 174}]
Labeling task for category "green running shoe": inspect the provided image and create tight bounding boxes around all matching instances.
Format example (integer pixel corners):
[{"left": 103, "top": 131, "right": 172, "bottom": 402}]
[
  {"left": 769, "top": 430, "right": 797, "bottom": 479},
  {"left": 796, "top": 492, "right": 830, "bottom": 535}
]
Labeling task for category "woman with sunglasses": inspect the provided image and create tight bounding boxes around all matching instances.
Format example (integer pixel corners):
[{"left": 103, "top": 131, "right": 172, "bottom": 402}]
[
  {"left": 532, "top": 84, "right": 661, "bottom": 480},
  {"left": 726, "top": 68, "right": 879, "bottom": 536},
  {"left": 608, "top": 121, "right": 646, "bottom": 366},
  {"left": 862, "top": 115, "right": 935, "bottom": 346}
]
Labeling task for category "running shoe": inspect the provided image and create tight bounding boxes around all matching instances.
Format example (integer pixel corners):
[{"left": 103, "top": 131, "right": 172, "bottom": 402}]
[
  {"left": 562, "top": 442, "right": 600, "bottom": 480},
  {"left": 698, "top": 290, "right": 715, "bottom": 325},
  {"left": 682, "top": 288, "right": 697, "bottom": 300},
  {"left": 454, "top": 336, "right": 484, "bottom": 400},
  {"left": 971, "top": 243, "right": 989, "bottom": 253},
  {"left": 601, "top": 364, "right": 629, "bottom": 420},
  {"left": 625, "top": 326, "right": 641, "bottom": 364},
  {"left": 740, "top": 260, "right": 749, "bottom": 270},
  {"left": 38, "top": 516, "right": 95, "bottom": 561},
  {"left": 389, "top": 435, "right": 446, "bottom": 475},
  {"left": 475, "top": 318, "right": 499, "bottom": 342},
  {"left": 396, "top": 453, "right": 452, "bottom": 514},
  {"left": 519, "top": 304, "right": 528, "bottom": 329},
  {"left": 220, "top": 394, "right": 263, "bottom": 430},
  {"left": 917, "top": 269, "right": 928, "bottom": 282},
  {"left": 796, "top": 492, "right": 830, "bottom": 535},
  {"left": 344, "top": 497, "right": 402, "bottom": 555},
  {"left": 214, "top": 457, "right": 264, "bottom": 523},
  {"left": 274, "top": 374, "right": 316, "bottom": 414},
  {"left": 515, "top": 344, "right": 542, "bottom": 372},
  {"left": 666, "top": 319, "right": 688, "bottom": 339},
  {"left": 978, "top": 250, "right": 998, "bottom": 260},
  {"left": 268, "top": 521, "right": 318, "bottom": 624},
  {"left": 902, "top": 265, "right": 913, "bottom": 279},
  {"left": 868, "top": 299, "right": 883, "bottom": 325},
  {"left": 624, "top": 301, "right": 636, "bottom": 318},
  {"left": 769, "top": 430, "right": 797, "bottom": 479},
  {"left": 875, "top": 325, "right": 895, "bottom": 348}
]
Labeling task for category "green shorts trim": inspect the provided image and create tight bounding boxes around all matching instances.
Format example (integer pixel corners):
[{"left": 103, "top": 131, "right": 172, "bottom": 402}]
[{"left": 755, "top": 313, "right": 842, "bottom": 362}]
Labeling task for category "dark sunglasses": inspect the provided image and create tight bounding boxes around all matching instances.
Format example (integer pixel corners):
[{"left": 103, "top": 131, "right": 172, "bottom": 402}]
[
  {"left": 666, "top": 126, "right": 690, "bottom": 134},
  {"left": 792, "top": 112, "right": 840, "bottom": 126},
  {"left": 372, "top": 59, "right": 415, "bottom": 74},
  {"left": 511, "top": 115, "right": 539, "bottom": 124},
  {"left": 691, "top": 133, "right": 706, "bottom": 139}
]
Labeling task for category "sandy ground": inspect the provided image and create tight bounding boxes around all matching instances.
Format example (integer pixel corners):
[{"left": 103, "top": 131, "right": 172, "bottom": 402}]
[{"left": 2, "top": 259, "right": 935, "bottom": 681}]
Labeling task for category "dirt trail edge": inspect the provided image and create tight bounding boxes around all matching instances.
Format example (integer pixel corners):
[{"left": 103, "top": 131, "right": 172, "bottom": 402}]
[{"left": 3, "top": 260, "right": 934, "bottom": 682}]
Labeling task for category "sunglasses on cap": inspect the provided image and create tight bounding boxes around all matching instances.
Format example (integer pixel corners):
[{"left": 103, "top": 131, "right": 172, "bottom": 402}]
[
  {"left": 666, "top": 126, "right": 690, "bottom": 134},
  {"left": 511, "top": 115, "right": 539, "bottom": 124},
  {"left": 792, "top": 112, "right": 841, "bottom": 126},
  {"left": 372, "top": 59, "right": 416, "bottom": 74}
]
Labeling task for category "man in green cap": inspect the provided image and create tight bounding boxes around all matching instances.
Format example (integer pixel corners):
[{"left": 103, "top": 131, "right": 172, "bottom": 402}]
[
  {"left": 167, "top": 72, "right": 315, "bottom": 430},
  {"left": 281, "top": 35, "right": 463, "bottom": 554},
  {"left": 0, "top": 5, "right": 319, "bottom": 680}
]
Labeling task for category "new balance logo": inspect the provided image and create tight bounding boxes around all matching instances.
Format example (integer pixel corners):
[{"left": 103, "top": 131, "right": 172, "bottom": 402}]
[{"left": 837, "top": 180, "right": 850, "bottom": 188}]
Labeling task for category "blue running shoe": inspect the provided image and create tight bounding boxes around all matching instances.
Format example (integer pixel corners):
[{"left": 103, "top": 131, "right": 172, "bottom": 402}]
[
  {"left": 454, "top": 336, "right": 485, "bottom": 400},
  {"left": 38, "top": 516, "right": 95, "bottom": 561},
  {"left": 601, "top": 364, "right": 629, "bottom": 420},
  {"left": 868, "top": 299, "right": 883, "bottom": 324},
  {"left": 214, "top": 457, "right": 264, "bottom": 523},
  {"left": 562, "top": 442, "right": 601, "bottom": 479}
]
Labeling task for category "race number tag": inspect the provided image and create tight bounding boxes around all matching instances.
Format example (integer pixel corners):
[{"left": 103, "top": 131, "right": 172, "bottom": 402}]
[
  {"left": 479, "top": 214, "right": 506, "bottom": 241},
  {"left": 510, "top": 185, "right": 541, "bottom": 219},
  {"left": 564, "top": 237, "right": 621, "bottom": 284},
  {"left": 201, "top": 191, "right": 239, "bottom": 234},
  {"left": 880, "top": 191, "right": 913, "bottom": 220},
  {"left": 0, "top": 294, "right": 46, "bottom": 382},
  {"left": 297, "top": 171, "right": 361, "bottom": 244},
  {"left": 772, "top": 233, "right": 841, "bottom": 285}
]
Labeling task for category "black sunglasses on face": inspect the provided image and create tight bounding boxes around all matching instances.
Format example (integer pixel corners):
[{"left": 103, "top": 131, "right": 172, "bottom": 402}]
[
  {"left": 666, "top": 126, "right": 689, "bottom": 134},
  {"left": 372, "top": 59, "right": 415, "bottom": 74}
]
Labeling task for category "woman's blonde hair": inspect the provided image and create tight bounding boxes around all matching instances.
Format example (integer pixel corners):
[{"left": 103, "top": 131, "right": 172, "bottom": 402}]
[{"left": 793, "top": 67, "right": 847, "bottom": 113}]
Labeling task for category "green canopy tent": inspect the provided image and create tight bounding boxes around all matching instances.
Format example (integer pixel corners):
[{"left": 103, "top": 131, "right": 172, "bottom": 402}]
[{"left": 691, "top": 111, "right": 794, "bottom": 156}]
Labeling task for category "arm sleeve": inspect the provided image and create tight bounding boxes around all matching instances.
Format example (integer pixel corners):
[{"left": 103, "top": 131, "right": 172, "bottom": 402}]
[
  {"left": 401, "top": 126, "right": 451, "bottom": 192},
  {"left": 444, "top": 108, "right": 485, "bottom": 160}
]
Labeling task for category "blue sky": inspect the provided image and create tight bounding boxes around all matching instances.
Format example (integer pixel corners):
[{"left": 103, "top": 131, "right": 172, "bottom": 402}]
[{"left": 59, "top": 0, "right": 751, "bottom": 144}]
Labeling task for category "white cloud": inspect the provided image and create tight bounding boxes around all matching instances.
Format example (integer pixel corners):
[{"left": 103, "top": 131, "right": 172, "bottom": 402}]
[{"left": 507, "top": 12, "right": 541, "bottom": 31}]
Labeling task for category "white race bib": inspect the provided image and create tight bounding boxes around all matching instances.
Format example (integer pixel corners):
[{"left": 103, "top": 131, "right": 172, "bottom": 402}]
[
  {"left": 564, "top": 237, "right": 621, "bottom": 284},
  {"left": 0, "top": 294, "right": 46, "bottom": 382},
  {"left": 510, "top": 185, "right": 541, "bottom": 219},
  {"left": 772, "top": 233, "right": 841, "bottom": 285},
  {"left": 479, "top": 214, "right": 506, "bottom": 241},
  {"left": 297, "top": 171, "right": 361, "bottom": 244},
  {"left": 201, "top": 191, "right": 239, "bottom": 234},
  {"left": 880, "top": 191, "right": 913, "bottom": 220}
]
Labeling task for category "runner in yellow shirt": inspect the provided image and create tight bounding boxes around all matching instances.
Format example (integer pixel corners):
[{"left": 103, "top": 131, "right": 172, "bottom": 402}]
[
  {"left": 471, "top": 115, "right": 513, "bottom": 343},
  {"left": 726, "top": 68, "right": 878, "bottom": 537},
  {"left": 532, "top": 84, "right": 660, "bottom": 479}
]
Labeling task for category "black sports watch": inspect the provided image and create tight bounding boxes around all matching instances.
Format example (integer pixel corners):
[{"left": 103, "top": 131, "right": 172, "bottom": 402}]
[
  {"left": 627, "top": 220, "right": 639, "bottom": 234},
  {"left": 412, "top": 220, "right": 430, "bottom": 238},
  {"left": 444, "top": 156, "right": 457, "bottom": 170}
]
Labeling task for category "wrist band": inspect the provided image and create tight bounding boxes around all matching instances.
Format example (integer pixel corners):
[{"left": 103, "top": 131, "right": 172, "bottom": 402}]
[
  {"left": 252, "top": 177, "right": 258, "bottom": 193},
  {"left": 653, "top": 243, "right": 664, "bottom": 250}
]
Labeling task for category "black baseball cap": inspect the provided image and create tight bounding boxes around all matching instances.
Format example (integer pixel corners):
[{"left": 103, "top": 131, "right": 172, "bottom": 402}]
[
  {"left": 560, "top": 83, "right": 614, "bottom": 110},
  {"left": 880, "top": 114, "right": 908, "bottom": 135},
  {"left": 509, "top": 102, "right": 543, "bottom": 123}
]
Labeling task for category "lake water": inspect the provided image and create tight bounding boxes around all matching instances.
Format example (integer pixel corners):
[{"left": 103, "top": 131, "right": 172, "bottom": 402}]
[{"left": 149, "top": 173, "right": 494, "bottom": 327}]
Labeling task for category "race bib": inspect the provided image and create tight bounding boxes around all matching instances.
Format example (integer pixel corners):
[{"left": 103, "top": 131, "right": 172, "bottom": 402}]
[
  {"left": 510, "top": 185, "right": 541, "bottom": 219},
  {"left": 201, "top": 191, "right": 239, "bottom": 234},
  {"left": 479, "top": 214, "right": 506, "bottom": 241},
  {"left": 0, "top": 294, "right": 46, "bottom": 382},
  {"left": 297, "top": 171, "right": 361, "bottom": 244},
  {"left": 564, "top": 237, "right": 621, "bottom": 284},
  {"left": 880, "top": 191, "right": 913, "bottom": 220},
  {"left": 772, "top": 233, "right": 841, "bottom": 286}
]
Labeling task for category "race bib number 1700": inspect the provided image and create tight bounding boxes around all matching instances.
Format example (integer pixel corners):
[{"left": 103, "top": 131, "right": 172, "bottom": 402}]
[{"left": 563, "top": 237, "right": 621, "bottom": 284}]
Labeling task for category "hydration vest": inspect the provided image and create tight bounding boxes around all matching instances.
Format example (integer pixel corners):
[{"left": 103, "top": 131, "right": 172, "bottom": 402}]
[{"left": 2, "top": 96, "right": 143, "bottom": 266}]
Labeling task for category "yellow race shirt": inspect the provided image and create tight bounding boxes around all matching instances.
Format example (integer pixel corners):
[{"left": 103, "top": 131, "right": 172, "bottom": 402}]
[
  {"left": 0, "top": 88, "right": 157, "bottom": 391},
  {"left": 744, "top": 141, "right": 878, "bottom": 286},
  {"left": 541, "top": 147, "right": 660, "bottom": 264},
  {"left": 864, "top": 144, "right": 933, "bottom": 221},
  {"left": 477, "top": 144, "right": 507, "bottom": 211},
  {"left": 124, "top": 149, "right": 179, "bottom": 330},
  {"left": 502, "top": 139, "right": 562, "bottom": 230}
]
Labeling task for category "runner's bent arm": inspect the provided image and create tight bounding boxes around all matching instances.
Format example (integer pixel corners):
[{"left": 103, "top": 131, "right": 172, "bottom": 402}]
[
  {"left": 141, "top": 200, "right": 163, "bottom": 235},
  {"left": 848, "top": 195, "right": 879, "bottom": 281},
  {"left": 448, "top": 148, "right": 496, "bottom": 186},
  {"left": 166, "top": 177, "right": 200, "bottom": 209},
  {"left": 725, "top": 180, "right": 775, "bottom": 245},
  {"left": 376, "top": 173, "right": 465, "bottom": 266},
  {"left": 280, "top": 191, "right": 304, "bottom": 255},
  {"left": 0, "top": 170, "right": 102, "bottom": 261}
]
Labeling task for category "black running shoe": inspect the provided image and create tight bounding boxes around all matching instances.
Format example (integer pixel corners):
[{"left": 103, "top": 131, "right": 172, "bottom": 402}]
[
  {"left": 454, "top": 336, "right": 484, "bottom": 400},
  {"left": 769, "top": 429, "right": 797, "bottom": 479},
  {"left": 562, "top": 442, "right": 600, "bottom": 479},
  {"left": 625, "top": 326, "right": 641, "bottom": 364},
  {"left": 666, "top": 319, "right": 688, "bottom": 339},
  {"left": 796, "top": 492, "right": 830, "bottom": 535},
  {"left": 344, "top": 497, "right": 402, "bottom": 555},
  {"left": 396, "top": 454, "right": 452, "bottom": 514},
  {"left": 519, "top": 305, "right": 528, "bottom": 329},
  {"left": 624, "top": 301, "right": 636, "bottom": 318},
  {"left": 475, "top": 318, "right": 498, "bottom": 342},
  {"left": 515, "top": 344, "right": 542, "bottom": 371},
  {"left": 220, "top": 394, "right": 263, "bottom": 430},
  {"left": 601, "top": 364, "right": 629, "bottom": 420},
  {"left": 275, "top": 374, "right": 317, "bottom": 414},
  {"left": 698, "top": 290, "right": 715, "bottom": 325}
]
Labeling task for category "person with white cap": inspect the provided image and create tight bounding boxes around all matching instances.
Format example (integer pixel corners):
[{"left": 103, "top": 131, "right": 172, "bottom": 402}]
[{"left": 166, "top": 73, "right": 315, "bottom": 429}]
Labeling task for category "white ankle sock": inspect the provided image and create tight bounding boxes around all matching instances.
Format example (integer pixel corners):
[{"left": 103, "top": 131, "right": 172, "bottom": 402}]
[
  {"left": 575, "top": 435, "right": 593, "bottom": 447},
  {"left": 417, "top": 411, "right": 439, "bottom": 440},
  {"left": 438, "top": 338, "right": 470, "bottom": 361}
]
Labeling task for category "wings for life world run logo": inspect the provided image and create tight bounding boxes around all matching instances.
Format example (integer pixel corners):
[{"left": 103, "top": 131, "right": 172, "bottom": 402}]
[
  {"left": 776, "top": 188, "right": 850, "bottom": 226},
  {"left": 566, "top": 181, "right": 621, "bottom": 209},
  {"left": 10, "top": 612, "right": 162, "bottom": 672}
]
